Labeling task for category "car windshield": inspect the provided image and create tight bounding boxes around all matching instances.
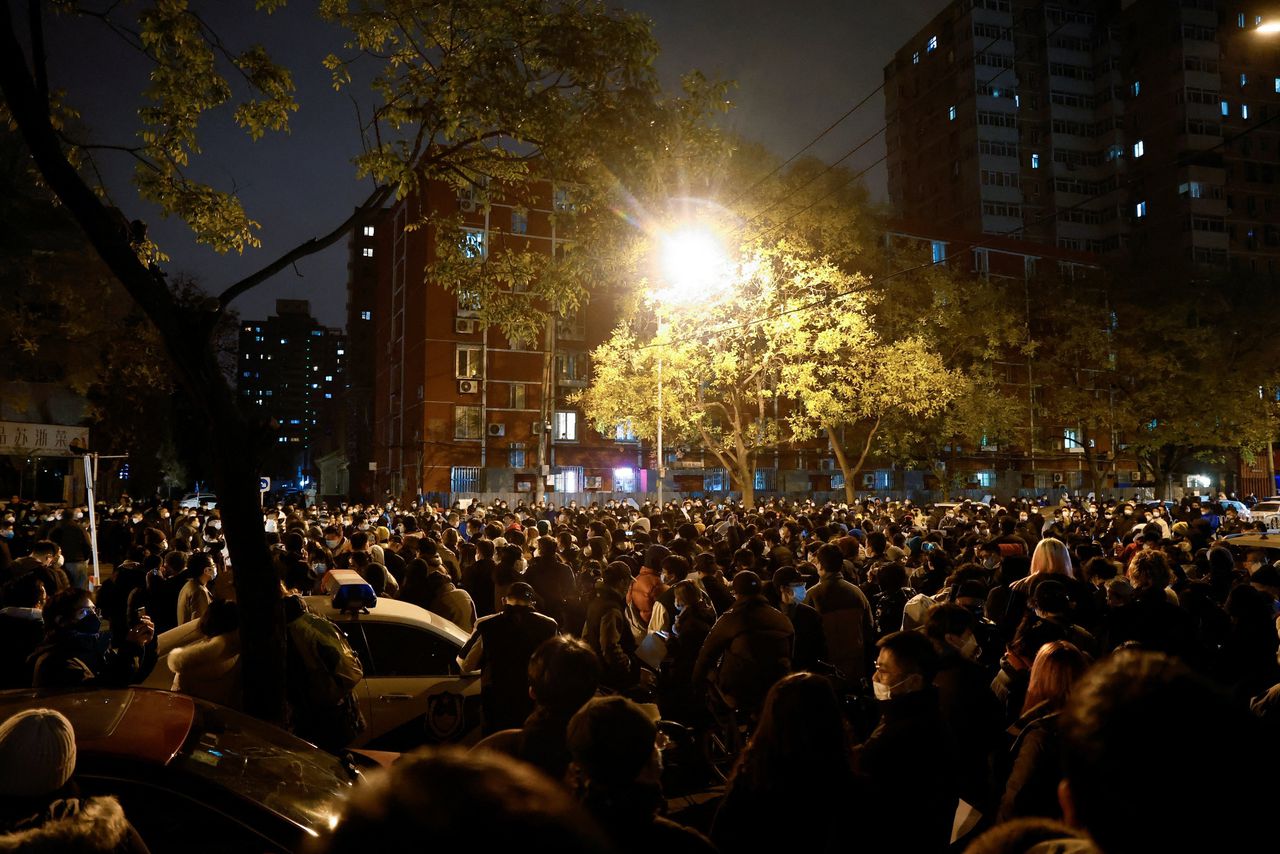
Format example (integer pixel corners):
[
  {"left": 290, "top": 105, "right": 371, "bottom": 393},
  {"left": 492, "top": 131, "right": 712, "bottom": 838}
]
[
  {"left": 174, "top": 699, "right": 352, "bottom": 834},
  {"left": 1254, "top": 503, "right": 1280, "bottom": 513}
]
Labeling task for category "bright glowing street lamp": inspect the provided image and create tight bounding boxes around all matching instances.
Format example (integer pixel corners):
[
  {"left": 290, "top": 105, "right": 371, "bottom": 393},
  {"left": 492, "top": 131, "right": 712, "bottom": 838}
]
[
  {"left": 1257, "top": 21, "right": 1280, "bottom": 35},
  {"left": 650, "top": 223, "right": 732, "bottom": 509}
]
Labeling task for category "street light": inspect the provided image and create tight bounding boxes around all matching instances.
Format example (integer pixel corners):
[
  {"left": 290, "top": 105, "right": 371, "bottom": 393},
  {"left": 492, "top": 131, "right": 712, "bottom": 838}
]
[
  {"left": 1258, "top": 21, "right": 1280, "bottom": 35},
  {"left": 650, "top": 223, "right": 733, "bottom": 509}
]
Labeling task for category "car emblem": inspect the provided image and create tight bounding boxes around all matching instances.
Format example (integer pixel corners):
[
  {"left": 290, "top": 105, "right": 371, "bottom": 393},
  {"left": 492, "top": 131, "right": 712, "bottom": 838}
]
[{"left": 426, "top": 692, "right": 465, "bottom": 740}]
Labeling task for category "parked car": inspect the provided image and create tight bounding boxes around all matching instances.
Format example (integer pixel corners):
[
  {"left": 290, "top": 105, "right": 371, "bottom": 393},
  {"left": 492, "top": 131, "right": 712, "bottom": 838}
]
[
  {"left": 0, "top": 688, "right": 355, "bottom": 852},
  {"left": 1249, "top": 501, "right": 1280, "bottom": 529},
  {"left": 179, "top": 492, "right": 218, "bottom": 509},
  {"left": 148, "top": 594, "right": 481, "bottom": 751},
  {"left": 1219, "top": 499, "right": 1252, "bottom": 520}
]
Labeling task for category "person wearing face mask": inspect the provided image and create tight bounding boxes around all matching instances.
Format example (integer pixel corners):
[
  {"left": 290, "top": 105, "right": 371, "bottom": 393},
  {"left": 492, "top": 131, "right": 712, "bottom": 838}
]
[
  {"left": 176, "top": 552, "right": 216, "bottom": 626},
  {"left": 48, "top": 510, "right": 91, "bottom": 591},
  {"left": 924, "top": 603, "right": 1004, "bottom": 814},
  {"left": 30, "top": 587, "right": 156, "bottom": 689},
  {"left": 855, "top": 630, "right": 959, "bottom": 854}
]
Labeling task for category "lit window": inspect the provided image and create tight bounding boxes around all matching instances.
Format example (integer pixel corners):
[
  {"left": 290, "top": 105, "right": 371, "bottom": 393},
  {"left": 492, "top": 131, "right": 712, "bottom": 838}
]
[
  {"left": 553, "top": 411, "right": 578, "bottom": 441},
  {"left": 612, "top": 467, "right": 636, "bottom": 492},
  {"left": 454, "top": 405, "right": 483, "bottom": 439},
  {"left": 508, "top": 445, "right": 526, "bottom": 468},
  {"left": 280, "top": 338, "right": 287, "bottom": 344},
  {"left": 912, "top": 51, "right": 919, "bottom": 64},
  {"left": 511, "top": 211, "right": 528, "bottom": 234},
  {"left": 1031, "top": 153, "right": 1040, "bottom": 169},
  {"left": 363, "top": 225, "right": 375, "bottom": 237},
  {"left": 1131, "top": 81, "right": 1140, "bottom": 97},
  {"left": 1222, "top": 100, "right": 1230, "bottom": 116},
  {"left": 337, "top": 348, "right": 345, "bottom": 355},
  {"left": 324, "top": 393, "right": 332, "bottom": 399},
  {"left": 1063, "top": 427, "right": 1079, "bottom": 448},
  {"left": 1275, "top": 77, "right": 1280, "bottom": 93},
  {"left": 1133, "top": 140, "right": 1144, "bottom": 158},
  {"left": 362, "top": 247, "right": 374, "bottom": 257},
  {"left": 360, "top": 311, "right": 371, "bottom": 321},
  {"left": 931, "top": 241, "right": 946, "bottom": 264},
  {"left": 614, "top": 420, "right": 637, "bottom": 442},
  {"left": 461, "top": 228, "right": 486, "bottom": 259},
  {"left": 948, "top": 105, "right": 957, "bottom": 121},
  {"left": 1136, "top": 201, "right": 1147, "bottom": 218},
  {"left": 456, "top": 344, "right": 483, "bottom": 379},
  {"left": 1014, "top": 94, "right": 1020, "bottom": 108},
  {"left": 977, "top": 471, "right": 996, "bottom": 488},
  {"left": 1243, "top": 104, "right": 1250, "bottom": 119},
  {"left": 1239, "top": 12, "right": 1246, "bottom": 27},
  {"left": 1241, "top": 73, "right": 1248, "bottom": 87},
  {"left": 927, "top": 35, "right": 938, "bottom": 52},
  {"left": 1258, "top": 16, "right": 1265, "bottom": 26},
  {"left": 324, "top": 375, "right": 333, "bottom": 382}
]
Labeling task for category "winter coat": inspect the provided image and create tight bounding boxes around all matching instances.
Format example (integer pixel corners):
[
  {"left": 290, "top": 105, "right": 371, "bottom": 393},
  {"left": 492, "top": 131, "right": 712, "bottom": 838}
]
[
  {"left": 168, "top": 631, "right": 243, "bottom": 709},
  {"left": 627, "top": 566, "right": 665, "bottom": 627},
  {"left": 461, "top": 558, "right": 497, "bottom": 619},
  {"left": 0, "top": 796, "right": 149, "bottom": 853},
  {"left": 998, "top": 702, "right": 1065, "bottom": 822},
  {"left": 432, "top": 583, "right": 478, "bottom": 633},
  {"left": 853, "top": 687, "right": 959, "bottom": 854},
  {"left": 933, "top": 649, "right": 1004, "bottom": 809},
  {"left": 0, "top": 607, "right": 44, "bottom": 689},
  {"left": 30, "top": 631, "right": 156, "bottom": 691},
  {"left": 525, "top": 555, "right": 577, "bottom": 627},
  {"left": 692, "top": 595, "right": 794, "bottom": 711},
  {"left": 806, "top": 575, "right": 874, "bottom": 682},
  {"left": 175, "top": 579, "right": 211, "bottom": 627},
  {"left": 582, "top": 585, "right": 639, "bottom": 690}
]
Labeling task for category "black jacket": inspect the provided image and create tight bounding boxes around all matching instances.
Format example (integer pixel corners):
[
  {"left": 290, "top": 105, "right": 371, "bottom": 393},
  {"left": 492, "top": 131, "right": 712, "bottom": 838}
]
[
  {"left": 582, "top": 585, "right": 639, "bottom": 690},
  {"left": 998, "top": 702, "right": 1064, "bottom": 822},
  {"left": 693, "top": 595, "right": 793, "bottom": 711},
  {"left": 30, "top": 630, "right": 156, "bottom": 691},
  {"left": 854, "top": 687, "right": 959, "bottom": 854},
  {"left": 0, "top": 608, "right": 44, "bottom": 689},
  {"left": 461, "top": 605, "right": 558, "bottom": 732}
]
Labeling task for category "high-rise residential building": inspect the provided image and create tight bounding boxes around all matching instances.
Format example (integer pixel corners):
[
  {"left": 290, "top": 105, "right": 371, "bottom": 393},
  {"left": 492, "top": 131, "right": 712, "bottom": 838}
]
[
  {"left": 887, "top": 0, "right": 1280, "bottom": 274},
  {"left": 885, "top": 0, "right": 1129, "bottom": 255},
  {"left": 344, "top": 210, "right": 387, "bottom": 500},
  {"left": 237, "top": 300, "right": 346, "bottom": 487}
]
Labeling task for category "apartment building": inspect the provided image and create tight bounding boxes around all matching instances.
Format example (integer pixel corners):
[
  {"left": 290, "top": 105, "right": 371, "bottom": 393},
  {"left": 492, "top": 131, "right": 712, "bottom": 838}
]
[{"left": 237, "top": 300, "right": 346, "bottom": 486}]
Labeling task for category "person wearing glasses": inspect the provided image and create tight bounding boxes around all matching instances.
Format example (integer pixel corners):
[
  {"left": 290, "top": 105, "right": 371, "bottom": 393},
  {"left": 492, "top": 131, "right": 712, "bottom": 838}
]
[{"left": 29, "top": 587, "right": 156, "bottom": 690}]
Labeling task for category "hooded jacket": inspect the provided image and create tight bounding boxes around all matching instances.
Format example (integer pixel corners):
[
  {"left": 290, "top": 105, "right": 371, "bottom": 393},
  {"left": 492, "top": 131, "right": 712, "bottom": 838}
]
[
  {"left": 168, "top": 631, "right": 242, "bottom": 709},
  {"left": 692, "top": 595, "right": 794, "bottom": 710}
]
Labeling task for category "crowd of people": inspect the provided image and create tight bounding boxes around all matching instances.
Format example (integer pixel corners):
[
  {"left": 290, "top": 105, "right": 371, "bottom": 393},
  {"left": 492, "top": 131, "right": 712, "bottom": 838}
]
[{"left": 1, "top": 489, "right": 1277, "bottom": 851}]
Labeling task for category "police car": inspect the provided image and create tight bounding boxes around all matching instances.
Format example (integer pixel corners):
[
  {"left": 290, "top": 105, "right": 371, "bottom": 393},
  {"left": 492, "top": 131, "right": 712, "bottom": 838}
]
[{"left": 149, "top": 574, "right": 481, "bottom": 752}]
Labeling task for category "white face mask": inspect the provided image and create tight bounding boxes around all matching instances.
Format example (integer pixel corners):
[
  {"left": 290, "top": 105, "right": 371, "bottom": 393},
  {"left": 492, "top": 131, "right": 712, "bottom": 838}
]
[
  {"left": 210, "top": 520, "right": 221, "bottom": 530},
  {"left": 958, "top": 633, "right": 980, "bottom": 661},
  {"left": 515, "top": 558, "right": 528, "bottom": 573},
  {"left": 873, "top": 680, "right": 895, "bottom": 701}
]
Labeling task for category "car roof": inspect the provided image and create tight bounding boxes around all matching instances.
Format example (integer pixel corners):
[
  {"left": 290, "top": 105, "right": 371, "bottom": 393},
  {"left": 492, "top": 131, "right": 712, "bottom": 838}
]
[
  {"left": 1219, "top": 532, "right": 1280, "bottom": 550},
  {"left": 0, "top": 688, "right": 193, "bottom": 766},
  {"left": 302, "top": 595, "right": 470, "bottom": 645}
]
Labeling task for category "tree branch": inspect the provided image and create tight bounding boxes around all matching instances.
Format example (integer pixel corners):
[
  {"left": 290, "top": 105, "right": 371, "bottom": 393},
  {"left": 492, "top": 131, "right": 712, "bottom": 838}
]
[
  {"left": 27, "top": 0, "right": 46, "bottom": 109},
  {"left": 216, "top": 182, "right": 395, "bottom": 311}
]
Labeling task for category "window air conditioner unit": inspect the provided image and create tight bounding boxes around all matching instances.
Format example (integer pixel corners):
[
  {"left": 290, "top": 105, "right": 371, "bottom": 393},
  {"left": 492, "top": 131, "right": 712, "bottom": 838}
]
[
  {"left": 487, "top": 423, "right": 506, "bottom": 437},
  {"left": 459, "top": 198, "right": 477, "bottom": 213},
  {"left": 531, "top": 420, "right": 544, "bottom": 433},
  {"left": 585, "top": 476, "right": 603, "bottom": 489},
  {"left": 1052, "top": 472, "right": 1064, "bottom": 484},
  {"left": 458, "top": 380, "right": 479, "bottom": 394},
  {"left": 455, "top": 318, "right": 477, "bottom": 335},
  {"left": 862, "top": 473, "right": 876, "bottom": 487}
]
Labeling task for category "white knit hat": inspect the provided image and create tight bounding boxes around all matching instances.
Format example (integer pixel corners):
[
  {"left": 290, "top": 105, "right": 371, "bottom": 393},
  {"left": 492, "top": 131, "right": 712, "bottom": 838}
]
[{"left": 0, "top": 708, "right": 77, "bottom": 796}]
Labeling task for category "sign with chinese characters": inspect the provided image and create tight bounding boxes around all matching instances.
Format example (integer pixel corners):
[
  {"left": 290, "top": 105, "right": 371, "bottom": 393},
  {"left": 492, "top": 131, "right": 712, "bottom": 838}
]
[{"left": 0, "top": 421, "right": 89, "bottom": 457}]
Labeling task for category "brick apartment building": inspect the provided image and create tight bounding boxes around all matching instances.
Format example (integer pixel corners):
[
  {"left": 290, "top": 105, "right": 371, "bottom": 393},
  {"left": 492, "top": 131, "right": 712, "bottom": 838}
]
[{"left": 357, "top": 177, "right": 647, "bottom": 501}]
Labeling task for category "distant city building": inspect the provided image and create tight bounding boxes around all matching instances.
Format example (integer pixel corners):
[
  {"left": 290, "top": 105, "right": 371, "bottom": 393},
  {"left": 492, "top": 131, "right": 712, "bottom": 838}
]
[{"left": 237, "top": 300, "right": 345, "bottom": 488}]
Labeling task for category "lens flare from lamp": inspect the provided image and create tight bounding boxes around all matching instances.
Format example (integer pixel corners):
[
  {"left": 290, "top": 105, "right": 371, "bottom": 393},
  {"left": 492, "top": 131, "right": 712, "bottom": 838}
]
[
  {"left": 658, "top": 227, "right": 731, "bottom": 304},
  {"left": 1259, "top": 21, "right": 1280, "bottom": 34}
]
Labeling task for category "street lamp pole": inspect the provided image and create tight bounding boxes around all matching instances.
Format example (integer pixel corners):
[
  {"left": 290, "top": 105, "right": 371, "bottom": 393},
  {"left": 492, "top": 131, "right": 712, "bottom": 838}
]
[{"left": 656, "top": 355, "right": 664, "bottom": 509}]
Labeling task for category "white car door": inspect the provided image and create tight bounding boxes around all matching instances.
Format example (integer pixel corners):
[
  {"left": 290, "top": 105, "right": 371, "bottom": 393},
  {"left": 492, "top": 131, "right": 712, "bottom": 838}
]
[{"left": 352, "top": 621, "right": 480, "bottom": 749}]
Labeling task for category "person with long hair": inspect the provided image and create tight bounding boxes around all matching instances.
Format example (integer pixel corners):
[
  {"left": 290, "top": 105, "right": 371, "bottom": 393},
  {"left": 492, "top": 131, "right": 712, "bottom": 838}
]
[
  {"left": 997, "top": 640, "right": 1089, "bottom": 822},
  {"left": 711, "top": 673, "right": 860, "bottom": 854}
]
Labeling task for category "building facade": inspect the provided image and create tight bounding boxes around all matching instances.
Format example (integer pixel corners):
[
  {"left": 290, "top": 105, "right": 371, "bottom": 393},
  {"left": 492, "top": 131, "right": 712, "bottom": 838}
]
[
  {"left": 366, "top": 177, "right": 646, "bottom": 501},
  {"left": 237, "top": 300, "right": 346, "bottom": 489}
]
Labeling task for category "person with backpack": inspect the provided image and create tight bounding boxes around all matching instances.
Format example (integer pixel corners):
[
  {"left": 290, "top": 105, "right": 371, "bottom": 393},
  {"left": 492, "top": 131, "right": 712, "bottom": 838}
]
[{"left": 283, "top": 594, "right": 365, "bottom": 753}]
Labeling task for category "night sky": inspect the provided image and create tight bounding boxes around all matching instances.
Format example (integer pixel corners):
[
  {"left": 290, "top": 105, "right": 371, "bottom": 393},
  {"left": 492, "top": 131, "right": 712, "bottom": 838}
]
[{"left": 45, "top": 1, "right": 945, "bottom": 328}]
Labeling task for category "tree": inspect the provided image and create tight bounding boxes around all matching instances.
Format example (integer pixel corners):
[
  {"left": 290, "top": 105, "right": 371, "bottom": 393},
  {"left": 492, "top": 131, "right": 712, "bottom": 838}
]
[
  {"left": 580, "top": 235, "right": 872, "bottom": 509},
  {"left": 0, "top": 0, "right": 717, "bottom": 720}
]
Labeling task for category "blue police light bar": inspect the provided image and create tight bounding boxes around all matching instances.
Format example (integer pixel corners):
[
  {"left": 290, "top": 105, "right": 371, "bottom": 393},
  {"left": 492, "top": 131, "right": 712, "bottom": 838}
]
[{"left": 321, "top": 569, "right": 377, "bottom": 612}]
